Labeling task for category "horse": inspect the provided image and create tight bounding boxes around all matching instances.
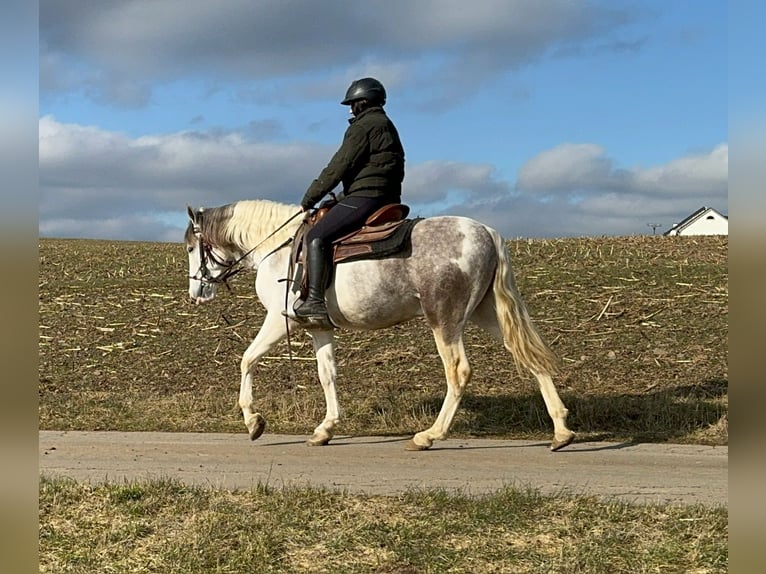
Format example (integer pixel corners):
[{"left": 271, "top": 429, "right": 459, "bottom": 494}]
[{"left": 185, "top": 199, "right": 574, "bottom": 451}]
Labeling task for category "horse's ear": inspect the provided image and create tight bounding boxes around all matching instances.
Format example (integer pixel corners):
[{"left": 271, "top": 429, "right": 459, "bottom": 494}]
[{"left": 187, "top": 205, "right": 196, "bottom": 222}]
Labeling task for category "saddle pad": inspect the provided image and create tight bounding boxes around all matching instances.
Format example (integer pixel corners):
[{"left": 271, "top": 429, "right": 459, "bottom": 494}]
[{"left": 333, "top": 218, "right": 422, "bottom": 264}]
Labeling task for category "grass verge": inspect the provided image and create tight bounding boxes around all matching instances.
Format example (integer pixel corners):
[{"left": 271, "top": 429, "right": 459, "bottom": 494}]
[{"left": 39, "top": 476, "right": 727, "bottom": 574}]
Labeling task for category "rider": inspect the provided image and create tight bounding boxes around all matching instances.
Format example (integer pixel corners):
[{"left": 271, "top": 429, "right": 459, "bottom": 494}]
[{"left": 294, "top": 77, "right": 405, "bottom": 325}]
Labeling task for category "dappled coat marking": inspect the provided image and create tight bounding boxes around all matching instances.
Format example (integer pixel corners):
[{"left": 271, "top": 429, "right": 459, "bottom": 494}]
[{"left": 186, "top": 199, "right": 574, "bottom": 451}]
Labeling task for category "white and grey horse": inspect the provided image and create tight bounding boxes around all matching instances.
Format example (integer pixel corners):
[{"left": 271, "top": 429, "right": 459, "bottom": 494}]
[{"left": 185, "top": 199, "right": 574, "bottom": 451}]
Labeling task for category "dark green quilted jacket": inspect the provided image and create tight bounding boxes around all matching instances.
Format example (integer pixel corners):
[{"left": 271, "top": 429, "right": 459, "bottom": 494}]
[{"left": 301, "top": 107, "right": 405, "bottom": 209}]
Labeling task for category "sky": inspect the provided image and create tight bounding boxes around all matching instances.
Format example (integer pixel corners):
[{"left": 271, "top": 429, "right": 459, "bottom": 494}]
[{"left": 38, "top": 0, "right": 728, "bottom": 242}]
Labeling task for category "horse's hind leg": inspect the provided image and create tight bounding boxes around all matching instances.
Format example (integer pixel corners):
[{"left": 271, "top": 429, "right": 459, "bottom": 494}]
[
  {"left": 533, "top": 371, "right": 574, "bottom": 451},
  {"left": 470, "top": 296, "right": 574, "bottom": 450},
  {"left": 239, "top": 311, "right": 286, "bottom": 440},
  {"left": 306, "top": 329, "right": 340, "bottom": 446},
  {"left": 407, "top": 328, "right": 472, "bottom": 451}
]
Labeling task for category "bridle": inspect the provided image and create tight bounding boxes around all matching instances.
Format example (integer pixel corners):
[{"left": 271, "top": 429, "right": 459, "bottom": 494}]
[
  {"left": 190, "top": 239, "right": 245, "bottom": 297},
  {"left": 189, "top": 207, "right": 302, "bottom": 299},
  {"left": 189, "top": 219, "right": 246, "bottom": 299}
]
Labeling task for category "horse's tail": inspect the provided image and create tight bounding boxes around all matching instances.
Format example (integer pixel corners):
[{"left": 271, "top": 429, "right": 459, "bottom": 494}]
[{"left": 484, "top": 226, "right": 559, "bottom": 376}]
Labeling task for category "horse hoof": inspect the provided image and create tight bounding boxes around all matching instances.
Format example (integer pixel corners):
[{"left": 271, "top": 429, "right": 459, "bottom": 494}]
[
  {"left": 550, "top": 433, "right": 575, "bottom": 452},
  {"left": 306, "top": 435, "right": 331, "bottom": 447},
  {"left": 249, "top": 415, "right": 266, "bottom": 441},
  {"left": 405, "top": 439, "right": 431, "bottom": 451}
]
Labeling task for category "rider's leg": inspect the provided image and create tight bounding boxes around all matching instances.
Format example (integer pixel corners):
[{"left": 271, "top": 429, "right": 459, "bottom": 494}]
[
  {"left": 294, "top": 195, "right": 390, "bottom": 324},
  {"left": 294, "top": 236, "right": 330, "bottom": 320}
]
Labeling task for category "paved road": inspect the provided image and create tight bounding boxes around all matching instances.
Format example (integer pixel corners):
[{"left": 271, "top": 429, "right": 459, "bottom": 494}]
[{"left": 39, "top": 431, "right": 727, "bottom": 507}]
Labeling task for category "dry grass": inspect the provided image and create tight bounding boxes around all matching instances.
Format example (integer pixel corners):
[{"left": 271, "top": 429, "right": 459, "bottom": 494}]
[
  {"left": 39, "top": 476, "right": 727, "bottom": 574},
  {"left": 38, "top": 235, "right": 728, "bottom": 445}
]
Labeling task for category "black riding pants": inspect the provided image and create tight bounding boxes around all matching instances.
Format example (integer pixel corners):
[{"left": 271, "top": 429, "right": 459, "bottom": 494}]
[{"left": 305, "top": 194, "right": 395, "bottom": 245}]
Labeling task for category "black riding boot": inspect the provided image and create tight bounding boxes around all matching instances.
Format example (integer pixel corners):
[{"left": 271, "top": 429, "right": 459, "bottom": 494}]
[{"left": 294, "top": 238, "right": 331, "bottom": 326}]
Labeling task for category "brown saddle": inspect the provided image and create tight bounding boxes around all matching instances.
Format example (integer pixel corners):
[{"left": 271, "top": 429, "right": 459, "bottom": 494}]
[
  {"left": 290, "top": 203, "right": 418, "bottom": 299},
  {"left": 332, "top": 203, "right": 411, "bottom": 264}
]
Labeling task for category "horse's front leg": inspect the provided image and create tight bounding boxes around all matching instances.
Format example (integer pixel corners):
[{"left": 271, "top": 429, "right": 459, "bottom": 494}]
[
  {"left": 306, "top": 329, "right": 340, "bottom": 446},
  {"left": 239, "top": 312, "right": 286, "bottom": 440}
]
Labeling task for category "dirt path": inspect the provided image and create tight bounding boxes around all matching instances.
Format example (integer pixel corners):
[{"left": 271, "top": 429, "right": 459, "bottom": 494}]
[{"left": 39, "top": 431, "right": 727, "bottom": 507}]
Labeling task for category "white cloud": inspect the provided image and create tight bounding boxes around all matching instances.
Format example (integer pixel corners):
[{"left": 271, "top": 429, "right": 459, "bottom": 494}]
[
  {"left": 445, "top": 143, "right": 727, "bottom": 238},
  {"left": 631, "top": 144, "right": 728, "bottom": 195},
  {"left": 39, "top": 116, "right": 327, "bottom": 236},
  {"left": 516, "top": 143, "right": 618, "bottom": 193},
  {"left": 40, "top": 1, "right": 639, "bottom": 109},
  {"left": 39, "top": 117, "right": 727, "bottom": 241},
  {"left": 517, "top": 141, "right": 727, "bottom": 199},
  {"left": 39, "top": 214, "right": 182, "bottom": 244},
  {"left": 405, "top": 161, "right": 510, "bottom": 205}
]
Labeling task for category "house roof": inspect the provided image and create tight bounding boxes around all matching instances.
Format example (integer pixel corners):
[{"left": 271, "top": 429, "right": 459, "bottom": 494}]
[{"left": 663, "top": 206, "right": 728, "bottom": 235}]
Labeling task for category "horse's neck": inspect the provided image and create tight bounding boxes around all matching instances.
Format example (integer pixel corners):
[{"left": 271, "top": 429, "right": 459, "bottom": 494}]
[
  {"left": 248, "top": 232, "right": 296, "bottom": 271},
  {"left": 225, "top": 201, "right": 301, "bottom": 268}
]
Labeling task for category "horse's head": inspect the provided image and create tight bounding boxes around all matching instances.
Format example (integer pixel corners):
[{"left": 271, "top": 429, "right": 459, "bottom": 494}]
[{"left": 185, "top": 206, "right": 224, "bottom": 304}]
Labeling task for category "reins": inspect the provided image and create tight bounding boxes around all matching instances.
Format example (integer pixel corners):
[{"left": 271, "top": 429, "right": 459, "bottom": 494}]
[{"left": 190, "top": 207, "right": 304, "bottom": 370}]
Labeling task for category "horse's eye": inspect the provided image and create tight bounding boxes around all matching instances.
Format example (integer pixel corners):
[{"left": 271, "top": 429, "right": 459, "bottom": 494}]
[{"left": 187, "top": 246, "right": 194, "bottom": 253}]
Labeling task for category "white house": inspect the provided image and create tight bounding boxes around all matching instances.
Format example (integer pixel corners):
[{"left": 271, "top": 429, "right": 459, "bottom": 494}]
[{"left": 664, "top": 206, "right": 728, "bottom": 236}]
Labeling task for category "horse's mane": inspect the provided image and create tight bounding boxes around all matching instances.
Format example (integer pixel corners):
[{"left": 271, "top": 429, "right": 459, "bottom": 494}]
[
  {"left": 228, "top": 199, "right": 302, "bottom": 253},
  {"left": 186, "top": 199, "right": 301, "bottom": 257}
]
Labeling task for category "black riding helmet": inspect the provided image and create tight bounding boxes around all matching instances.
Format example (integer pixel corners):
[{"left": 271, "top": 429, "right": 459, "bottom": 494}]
[{"left": 341, "top": 77, "right": 386, "bottom": 106}]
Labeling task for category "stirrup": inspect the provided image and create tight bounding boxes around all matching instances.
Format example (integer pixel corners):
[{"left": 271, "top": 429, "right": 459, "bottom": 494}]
[
  {"left": 287, "top": 301, "right": 334, "bottom": 329},
  {"left": 294, "top": 300, "right": 326, "bottom": 316},
  {"left": 293, "top": 312, "right": 333, "bottom": 329}
]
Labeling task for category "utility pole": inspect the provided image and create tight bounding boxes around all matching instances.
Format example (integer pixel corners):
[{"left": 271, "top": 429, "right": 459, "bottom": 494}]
[{"left": 646, "top": 223, "right": 662, "bottom": 235}]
